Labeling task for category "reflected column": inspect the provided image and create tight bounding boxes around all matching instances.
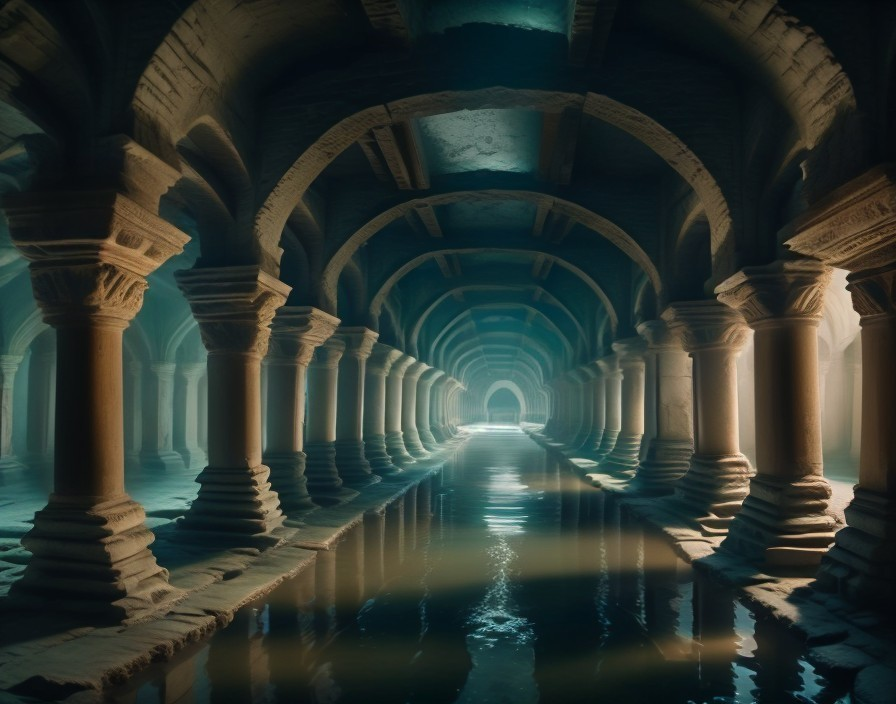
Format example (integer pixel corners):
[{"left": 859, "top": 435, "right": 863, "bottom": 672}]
[
  {"left": 401, "top": 359, "right": 430, "bottom": 459},
  {"left": 718, "top": 260, "right": 835, "bottom": 567},
  {"left": 417, "top": 367, "right": 444, "bottom": 451},
  {"left": 385, "top": 353, "right": 416, "bottom": 466},
  {"left": 263, "top": 306, "right": 338, "bottom": 513}
]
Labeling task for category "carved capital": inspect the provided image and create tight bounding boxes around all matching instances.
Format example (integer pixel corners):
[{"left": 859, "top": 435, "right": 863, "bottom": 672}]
[
  {"left": 334, "top": 326, "right": 379, "bottom": 361},
  {"left": 310, "top": 337, "right": 346, "bottom": 369},
  {"left": 663, "top": 300, "right": 750, "bottom": 353},
  {"left": 787, "top": 164, "right": 896, "bottom": 272},
  {"left": 0, "top": 354, "right": 23, "bottom": 387},
  {"left": 390, "top": 354, "right": 416, "bottom": 378},
  {"left": 637, "top": 319, "right": 680, "bottom": 350},
  {"left": 420, "top": 367, "right": 446, "bottom": 386},
  {"left": 178, "top": 362, "right": 206, "bottom": 382},
  {"left": 149, "top": 361, "right": 176, "bottom": 382},
  {"left": 612, "top": 336, "right": 647, "bottom": 368},
  {"left": 268, "top": 306, "right": 340, "bottom": 362},
  {"left": 847, "top": 266, "right": 896, "bottom": 319},
  {"left": 404, "top": 361, "right": 429, "bottom": 382},
  {"left": 716, "top": 259, "right": 831, "bottom": 327},
  {"left": 367, "top": 344, "right": 404, "bottom": 376},
  {"left": 175, "top": 266, "right": 290, "bottom": 358},
  {"left": 5, "top": 192, "right": 189, "bottom": 327},
  {"left": 596, "top": 354, "right": 621, "bottom": 377}
]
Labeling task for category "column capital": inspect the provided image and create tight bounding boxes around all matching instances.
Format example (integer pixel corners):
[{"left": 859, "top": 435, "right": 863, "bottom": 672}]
[
  {"left": 310, "top": 337, "right": 346, "bottom": 369},
  {"left": 715, "top": 259, "right": 831, "bottom": 326},
  {"left": 596, "top": 354, "right": 620, "bottom": 376},
  {"left": 663, "top": 300, "right": 751, "bottom": 352},
  {"left": 149, "top": 361, "right": 176, "bottom": 380},
  {"left": 786, "top": 164, "right": 896, "bottom": 273},
  {"left": 175, "top": 265, "right": 290, "bottom": 358},
  {"left": 846, "top": 267, "right": 896, "bottom": 320},
  {"left": 636, "top": 319, "right": 680, "bottom": 350},
  {"left": 334, "top": 326, "right": 379, "bottom": 360},
  {"left": 390, "top": 353, "right": 416, "bottom": 377},
  {"left": 420, "top": 367, "right": 446, "bottom": 385},
  {"left": 612, "top": 336, "right": 647, "bottom": 365},
  {"left": 268, "top": 306, "right": 340, "bottom": 363},
  {"left": 0, "top": 354, "right": 22, "bottom": 387},
  {"left": 5, "top": 191, "right": 189, "bottom": 327},
  {"left": 367, "top": 343, "right": 403, "bottom": 376},
  {"left": 404, "top": 360, "right": 430, "bottom": 382},
  {"left": 178, "top": 361, "right": 206, "bottom": 381}
]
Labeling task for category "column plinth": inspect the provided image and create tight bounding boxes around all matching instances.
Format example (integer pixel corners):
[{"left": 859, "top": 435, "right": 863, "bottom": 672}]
[
  {"left": 334, "top": 327, "right": 380, "bottom": 488},
  {"left": 6, "top": 191, "right": 188, "bottom": 620},
  {"left": 401, "top": 360, "right": 430, "bottom": 458},
  {"left": 385, "top": 354, "right": 417, "bottom": 466},
  {"left": 263, "top": 307, "right": 339, "bottom": 513},
  {"left": 600, "top": 338, "right": 646, "bottom": 474},
  {"left": 593, "top": 356, "right": 622, "bottom": 461},
  {"left": 787, "top": 167, "right": 896, "bottom": 604},
  {"left": 364, "top": 344, "right": 403, "bottom": 476},
  {"left": 417, "top": 367, "right": 444, "bottom": 451},
  {"left": 305, "top": 337, "right": 358, "bottom": 504},
  {"left": 663, "top": 301, "right": 753, "bottom": 534},
  {"left": 716, "top": 260, "right": 835, "bottom": 566},
  {"left": 176, "top": 266, "right": 289, "bottom": 538},
  {"left": 633, "top": 320, "right": 694, "bottom": 494}
]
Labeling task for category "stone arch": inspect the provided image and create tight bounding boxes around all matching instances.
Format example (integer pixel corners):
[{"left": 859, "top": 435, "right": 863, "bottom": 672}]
[{"left": 483, "top": 380, "right": 528, "bottom": 420}]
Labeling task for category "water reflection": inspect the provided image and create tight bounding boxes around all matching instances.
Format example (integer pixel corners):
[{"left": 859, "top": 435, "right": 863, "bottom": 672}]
[{"left": 118, "top": 431, "right": 850, "bottom": 704}]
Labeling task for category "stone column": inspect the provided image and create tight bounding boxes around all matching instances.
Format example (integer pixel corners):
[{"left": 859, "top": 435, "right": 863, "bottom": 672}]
[
  {"left": 334, "top": 327, "right": 380, "bottom": 488},
  {"left": 633, "top": 320, "right": 694, "bottom": 494},
  {"left": 385, "top": 354, "right": 416, "bottom": 466},
  {"left": 0, "top": 354, "right": 23, "bottom": 470},
  {"left": 305, "top": 337, "right": 359, "bottom": 504},
  {"left": 364, "top": 343, "right": 403, "bottom": 476},
  {"left": 417, "top": 367, "right": 444, "bottom": 451},
  {"left": 140, "top": 361, "right": 184, "bottom": 471},
  {"left": 716, "top": 260, "right": 835, "bottom": 566},
  {"left": 593, "top": 355, "right": 621, "bottom": 460},
  {"left": 6, "top": 191, "right": 187, "bottom": 620},
  {"left": 786, "top": 166, "right": 896, "bottom": 602},
  {"left": 446, "top": 379, "right": 462, "bottom": 434},
  {"left": 174, "top": 362, "right": 206, "bottom": 469},
  {"left": 401, "top": 360, "right": 430, "bottom": 458},
  {"left": 429, "top": 375, "right": 450, "bottom": 442},
  {"left": 263, "top": 306, "right": 338, "bottom": 513},
  {"left": 24, "top": 331, "right": 55, "bottom": 473},
  {"left": 581, "top": 364, "right": 606, "bottom": 455},
  {"left": 663, "top": 301, "right": 752, "bottom": 534},
  {"left": 569, "top": 367, "right": 595, "bottom": 450},
  {"left": 601, "top": 338, "right": 646, "bottom": 475},
  {"left": 175, "top": 265, "right": 290, "bottom": 538}
]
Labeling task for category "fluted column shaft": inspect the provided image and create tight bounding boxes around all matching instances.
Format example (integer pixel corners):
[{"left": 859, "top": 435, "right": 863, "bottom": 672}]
[
  {"left": 263, "top": 306, "right": 338, "bottom": 512},
  {"left": 663, "top": 300, "right": 752, "bottom": 534},
  {"left": 364, "top": 344, "right": 403, "bottom": 475},
  {"left": 0, "top": 355, "right": 22, "bottom": 469},
  {"left": 7, "top": 191, "right": 187, "bottom": 620},
  {"left": 385, "top": 354, "right": 417, "bottom": 465},
  {"left": 633, "top": 320, "right": 694, "bottom": 493},
  {"left": 717, "top": 260, "right": 835, "bottom": 566},
  {"left": 593, "top": 356, "right": 622, "bottom": 460},
  {"left": 402, "top": 360, "right": 430, "bottom": 458},
  {"left": 334, "top": 327, "right": 380, "bottom": 487}
]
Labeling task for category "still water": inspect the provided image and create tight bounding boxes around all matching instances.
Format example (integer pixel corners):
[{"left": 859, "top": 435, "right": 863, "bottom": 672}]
[{"left": 121, "top": 427, "right": 849, "bottom": 704}]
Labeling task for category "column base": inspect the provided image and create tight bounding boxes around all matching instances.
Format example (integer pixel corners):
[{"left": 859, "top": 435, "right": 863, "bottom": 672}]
[
  {"left": 179, "top": 464, "right": 285, "bottom": 536},
  {"left": 672, "top": 454, "right": 752, "bottom": 534},
  {"left": 139, "top": 449, "right": 187, "bottom": 473},
  {"left": 385, "top": 431, "right": 416, "bottom": 468},
  {"left": 815, "top": 488, "right": 896, "bottom": 612},
  {"left": 720, "top": 474, "right": 836, "bottom": 569},
  {"left": 304, "top": 441, "right": 360, "bottom": 505},
  {"left": 599, "top": 433, "right": 643, "bottom": 475},
  {"left": 0, "top": 455, "right": 25, "bottom": 473},
  {"left": 177, "top": 445, "right": 208, "bottom": 470},
  {"left": 263, "top": 451, "right": 318, "bottom": 513},
  {"left": 335, "top": 439, "right": 382, "bottom": 488},
  {"left": 11, "top": 494, "right": 180, "bottom": 623},
  {"left": 430, "top": 425, "right": 449, "bottom": 443},
  {"left": 592, "top": 429, "right": 619, "bottom": 461},
  {"left": 580, "top": 429, "right": 604, "bottom": 456},
  {"left": 418, "top": 427, "right": 439, "bottom": 452},
  {"left": 402, "top": 429, "right": 430, "bottom": 459},
  {"left": 364, "top": 433, "right": 402, "bottom": 476},
  {"left": 631, "top": 439, "right": 693, "bottom": 495}
]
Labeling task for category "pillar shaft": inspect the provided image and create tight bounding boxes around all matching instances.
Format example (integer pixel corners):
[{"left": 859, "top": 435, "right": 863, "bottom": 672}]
[
  {"left": 7, "top": 191, "right": 187, "bottom": 620},
  {"left": 334, "top": 327, "right": 380, "bottom": 487},
  {"left": 176, "top": 265, "right": 289, "bottom": 537},
  {"left": 263, "top": 306, "right": 338, "bottom": 512},
  {"left": 429, "top": 376, "right": 450, "bottom": 442},
  {"left": 417, "top": 368, "right": 444, "bottom": 451},
  {"left": 174, "top": 362, "right": 206, "bottom": 469},
  {"left": 364, "top": 344, "right": 403, "bottom": 475},
  {"left": 140, "top": 361, "right": 184, "bottom": 471},
  {"left": 24, "top": 331, "right": 55, "bottom": 471},
  {"left": 664, "top": 301, "right": 753, "bottom": 534},
  {"left": 581, "top": 369, "right": 606, "bottom": 454},
  {"left": 385, "top": 354, "right": 417, "bottom": 465},
  {"left": 717, "top": 260, "right": 835, "bottom": 566},
  {"left": 593, "top": 356, "right": 622, "bottom": 460},
  {"left": 569, "top": 368, "right": 595, "bottom": 450},
  {"left": 402, "top": 360, "right": 430, "bottom": 458},
  {"left": 0, "top": 355, "right": 22, "bottom": 468},
  {"left": 601, "top": 338, "right": 646, "bottom": 474}
]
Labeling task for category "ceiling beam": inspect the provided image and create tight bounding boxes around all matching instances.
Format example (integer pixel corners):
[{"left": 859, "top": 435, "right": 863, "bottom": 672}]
[
  {"left": 531, "top": 199, "right": 552, "bottom": 237},
  {"left": 370, "top": 122, "right": 429, "bottom": 190},
  {"left": 360, "top": 0, "right": 411, "bottom": 44},
  {"left": 568, "top": 0, "right": 620, "bottom": 67},
  {"left": 538, "top": 107, "right": 581, "bottom": 185},
  {"left": 434, "top": 254, "right": 453, "bottom": 278},
  {"left": 412, "top": 202, "right": 442, "bottom": 237}
]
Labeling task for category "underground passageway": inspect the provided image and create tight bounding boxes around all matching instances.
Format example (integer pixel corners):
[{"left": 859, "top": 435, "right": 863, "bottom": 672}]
[{"left": 0, "top": 1, "right": 895, "bottom": 702}]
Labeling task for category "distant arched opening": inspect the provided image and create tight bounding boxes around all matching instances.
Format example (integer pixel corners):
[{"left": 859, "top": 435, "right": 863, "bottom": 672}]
[{"left": 486, "top": 388, "right": 523, "bottom": 424}]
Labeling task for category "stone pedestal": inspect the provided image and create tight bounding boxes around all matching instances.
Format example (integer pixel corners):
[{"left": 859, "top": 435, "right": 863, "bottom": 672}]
[
  {"left": 263, "top": 307, "right": 338, "bottom": 513},
  {"left": 334, "top": 327, "right": 380, "bottom": 488},
  {"left": 633, "top": 320, "right": 694, "bottom": 494},
  {"left": 0, "top": 354, "right": 23, "bottom": 471},
  {"left": 175, "top": 265, "right": 289, "bottom": 537},
  {"left": 7, "top": 191, "right": 187, "bottom": 620},
  {"left": 663, "top": 301, "right": 753, "bottom": 534},
  {"left": 385, "top": 354, "right": 417, "bottom": 466},
  {"left": 364, "top": 344, "right": 403, "bottom": 476},
  {"left": 174, "top": 362, "right": 206, "bottom": 469},
  {"left": 787, "top": 165, "right": 896, "bottom": 604},
  {"left": 417, "top": 367, "right": 444, "bottom": 451},
  {"left": 717, "top": 260, "right": 835, "bottom": 566},
  {"left": 140, "top": 361, "right": 185, "bottom": 471},
  {"left": 401, "top": 360, "right": 430, "bottom": 458},
  {"left": 593, "top": 355, "right": 622, "bottom": 461},
  {"left": 601, "top": 338, "right": 646, "bottom": 474},
  {"left": 305, "top": 337, "right": 358, "bottom": 504}
]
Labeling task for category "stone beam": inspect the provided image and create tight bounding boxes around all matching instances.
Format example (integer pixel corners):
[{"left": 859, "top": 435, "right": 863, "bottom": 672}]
[
  {"left": 370, "top": 122, "right": 429, "bottom": 190},
  {"left": 568, "top": 0, "right": 620, "bottom": 66},
  {"left": 360, "top": 0, "right": 411, "bottom": 44},
  {"left": 538, "top": 107, "right": 582, "bottom": 184}
]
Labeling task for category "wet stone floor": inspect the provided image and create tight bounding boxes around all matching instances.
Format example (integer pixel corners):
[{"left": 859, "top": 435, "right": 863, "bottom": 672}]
[{"left": 114, "top": 428, "right": 850, "bottom": 704}]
